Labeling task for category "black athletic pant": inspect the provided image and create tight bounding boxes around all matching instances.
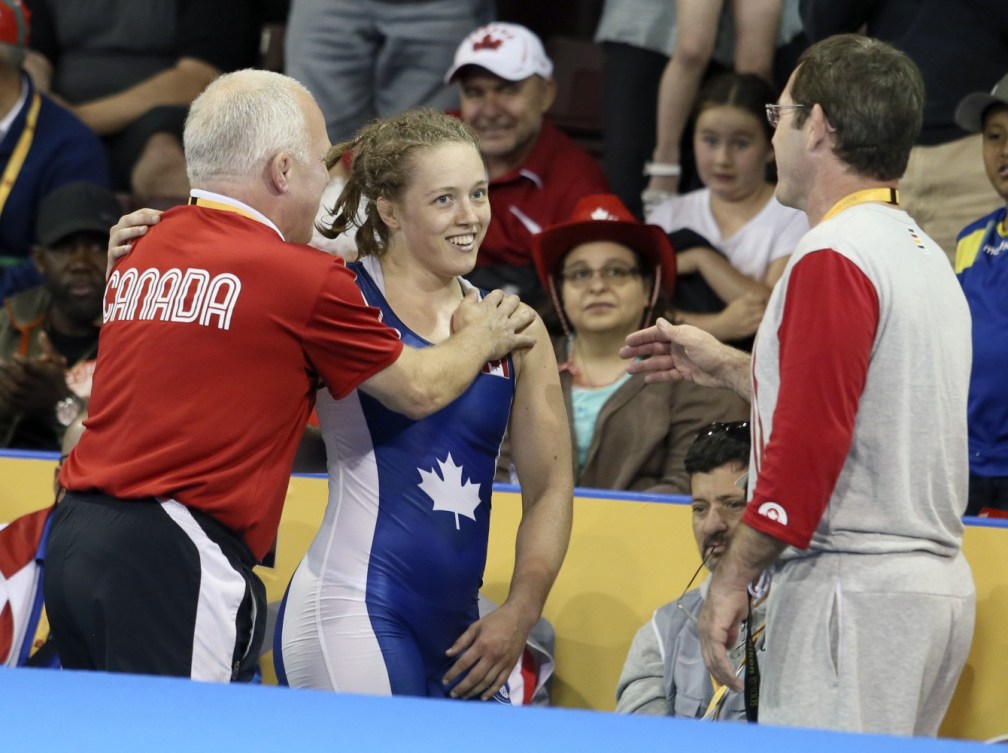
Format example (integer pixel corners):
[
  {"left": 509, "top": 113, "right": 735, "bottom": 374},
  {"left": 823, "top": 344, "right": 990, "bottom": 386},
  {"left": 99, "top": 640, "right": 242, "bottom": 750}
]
[{"left": 44, "top": 492, "right": 265, "bottom": 681}]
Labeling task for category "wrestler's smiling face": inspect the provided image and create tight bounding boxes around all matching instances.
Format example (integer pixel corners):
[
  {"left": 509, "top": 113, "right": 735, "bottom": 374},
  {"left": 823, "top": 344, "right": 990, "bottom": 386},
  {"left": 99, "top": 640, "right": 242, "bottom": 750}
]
[{"left": 385, "top": 141, "right": 490, "bottom": 280}]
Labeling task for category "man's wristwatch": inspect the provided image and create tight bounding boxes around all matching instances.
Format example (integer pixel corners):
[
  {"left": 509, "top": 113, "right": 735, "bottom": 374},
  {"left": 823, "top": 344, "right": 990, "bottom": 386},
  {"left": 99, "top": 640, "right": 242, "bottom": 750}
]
[{"left": 55, "top": 394, "right": 86, "bottom": 428}]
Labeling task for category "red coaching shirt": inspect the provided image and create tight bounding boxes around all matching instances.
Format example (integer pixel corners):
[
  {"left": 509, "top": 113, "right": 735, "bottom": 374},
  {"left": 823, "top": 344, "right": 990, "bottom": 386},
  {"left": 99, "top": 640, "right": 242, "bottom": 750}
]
[
  {"left": 61, "top": 199, "right": 403, "bottom": 560},
  {"left": 477, "top": 119, "right": 609, "bottom": 269}
]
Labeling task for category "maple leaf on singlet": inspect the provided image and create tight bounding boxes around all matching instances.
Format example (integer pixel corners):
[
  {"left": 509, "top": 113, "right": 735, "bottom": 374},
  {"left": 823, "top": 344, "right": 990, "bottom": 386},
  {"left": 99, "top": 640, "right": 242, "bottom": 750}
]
[{"left": 417, "top": 453, "right": 482, "bottom": 530}]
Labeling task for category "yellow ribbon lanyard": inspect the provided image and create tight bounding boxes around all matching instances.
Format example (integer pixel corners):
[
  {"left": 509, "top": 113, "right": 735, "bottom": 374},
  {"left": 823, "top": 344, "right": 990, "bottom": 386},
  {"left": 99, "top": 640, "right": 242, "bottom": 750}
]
[
  {"left": 187, "top": 195, "right": 262, "bottom": 223},
  {"left": 821, "top": 187, "right": 900, "bottom": 223},
  {"left": 31, "top": 607, "right": 50, "bottom": 658},
  {"left": 0, "top": 90, "right": 42, "bottom": 217}
]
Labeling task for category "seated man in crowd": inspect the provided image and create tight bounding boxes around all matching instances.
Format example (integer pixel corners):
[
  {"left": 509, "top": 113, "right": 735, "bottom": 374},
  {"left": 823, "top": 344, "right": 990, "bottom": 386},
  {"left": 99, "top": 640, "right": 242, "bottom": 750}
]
[
  {"left": 0, "top": 181, "right": 118, "bottom": 450},
  {"left": 615, "top": 420, "right": 766, "bottom": 719},
  {"left": 0, "top": 0, "right": 109, "bottom": 300},
  {"left": 447, "top": 22, "right": 610, "bottom": 304},
  {"left": 953, "top": 72, "right": 1008, "bottom": 515}
]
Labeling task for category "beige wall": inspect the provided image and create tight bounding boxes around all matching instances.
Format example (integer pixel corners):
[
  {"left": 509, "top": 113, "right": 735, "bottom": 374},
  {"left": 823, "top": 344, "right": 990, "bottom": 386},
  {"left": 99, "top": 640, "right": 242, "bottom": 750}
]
[{"left": 3, "top": 456, "right": 1004, "bottom": 740}]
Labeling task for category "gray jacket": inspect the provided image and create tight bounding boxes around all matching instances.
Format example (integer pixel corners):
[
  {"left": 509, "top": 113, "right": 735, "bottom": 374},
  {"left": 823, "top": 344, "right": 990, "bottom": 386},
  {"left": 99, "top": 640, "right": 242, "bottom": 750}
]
[{"left": 615, "top": 578, "right": 766, "bottom": 719}]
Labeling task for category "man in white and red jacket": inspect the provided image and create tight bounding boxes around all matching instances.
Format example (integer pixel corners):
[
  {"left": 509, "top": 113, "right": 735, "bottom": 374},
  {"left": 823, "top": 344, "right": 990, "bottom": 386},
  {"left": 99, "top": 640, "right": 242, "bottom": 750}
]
[{"left": 621, "top": 34, "right": 974, "bottom": 736}]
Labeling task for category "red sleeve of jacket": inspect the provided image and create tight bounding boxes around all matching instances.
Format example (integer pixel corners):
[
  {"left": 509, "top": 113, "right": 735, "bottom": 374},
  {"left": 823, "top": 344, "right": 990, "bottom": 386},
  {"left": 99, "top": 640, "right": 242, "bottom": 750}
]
[{"left": 743, "top": 248, "right": 879, "bottom": 549}]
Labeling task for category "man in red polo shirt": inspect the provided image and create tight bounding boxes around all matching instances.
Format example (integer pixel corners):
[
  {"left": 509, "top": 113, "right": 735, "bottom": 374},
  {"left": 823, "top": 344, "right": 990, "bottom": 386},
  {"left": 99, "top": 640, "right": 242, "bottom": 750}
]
[{"left": 446, "top": 22, "right": 610, "bottom": 304}]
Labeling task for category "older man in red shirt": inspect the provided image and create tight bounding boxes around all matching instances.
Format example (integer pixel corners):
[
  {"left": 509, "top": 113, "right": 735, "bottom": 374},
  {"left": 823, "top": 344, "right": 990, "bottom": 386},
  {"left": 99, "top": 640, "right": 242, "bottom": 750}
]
[{"left": 447, "top": 22, "right": 610, "bottom": 304}]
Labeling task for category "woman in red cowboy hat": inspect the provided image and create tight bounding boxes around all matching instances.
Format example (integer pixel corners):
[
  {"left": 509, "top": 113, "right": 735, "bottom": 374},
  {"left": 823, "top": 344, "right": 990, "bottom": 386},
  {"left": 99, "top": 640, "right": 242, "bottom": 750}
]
[{"left": 498, "top": 193, "right": 748, "bottom": 494}]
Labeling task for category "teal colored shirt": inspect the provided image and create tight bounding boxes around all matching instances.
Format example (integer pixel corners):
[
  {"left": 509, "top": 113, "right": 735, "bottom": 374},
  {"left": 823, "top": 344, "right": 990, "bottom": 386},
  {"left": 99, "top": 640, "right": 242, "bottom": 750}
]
[{"left": 571, "top": 374, "right": 632, "bottom": 480}]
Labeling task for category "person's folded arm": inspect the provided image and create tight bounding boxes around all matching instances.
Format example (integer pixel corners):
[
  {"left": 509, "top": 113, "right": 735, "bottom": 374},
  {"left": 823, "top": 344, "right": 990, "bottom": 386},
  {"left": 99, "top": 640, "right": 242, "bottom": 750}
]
[{"left": 72, "top": 57, "right": 221, "bottom": 136}]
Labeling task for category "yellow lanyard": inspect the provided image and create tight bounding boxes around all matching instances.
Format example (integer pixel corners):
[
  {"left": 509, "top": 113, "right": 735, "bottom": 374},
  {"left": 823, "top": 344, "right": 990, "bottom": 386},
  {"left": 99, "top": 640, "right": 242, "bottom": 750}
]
[
  {"left": 822, "top": 187, "right": 900, "bottom": 223},
  {"left": 187, "top": 195, "right": 263, "bottom": 223},
  {"left": 0, "top": 90, "right": 41, "bottom": 216},
  {"left": 30, "top": 606, "right": 50, "bottom": 658},
  {"left": 704, "top": 621, "right": 767, "bottom": 719}
]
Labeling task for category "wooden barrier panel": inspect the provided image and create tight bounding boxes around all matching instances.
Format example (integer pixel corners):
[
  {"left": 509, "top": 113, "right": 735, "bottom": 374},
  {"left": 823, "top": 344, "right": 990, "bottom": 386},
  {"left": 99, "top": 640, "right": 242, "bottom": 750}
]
[{"left": 2, "top": 454, "right": 1005, "bottom": 741}]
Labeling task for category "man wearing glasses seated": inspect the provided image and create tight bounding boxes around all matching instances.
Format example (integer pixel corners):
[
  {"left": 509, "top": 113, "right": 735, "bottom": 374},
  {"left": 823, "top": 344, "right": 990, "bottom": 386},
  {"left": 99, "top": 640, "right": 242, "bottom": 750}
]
[{"left": 616, "top": 421, "right": 765, "bottom": 720}]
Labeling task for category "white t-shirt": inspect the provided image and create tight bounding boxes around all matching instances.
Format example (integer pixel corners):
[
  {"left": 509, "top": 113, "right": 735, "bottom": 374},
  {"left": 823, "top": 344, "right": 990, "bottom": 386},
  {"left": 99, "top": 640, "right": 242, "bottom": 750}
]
[
  {"left": 647, "top": 188, "right": 809, "bottom": 281},
  {"left": 0, "top": 76, "right": 28, "bottom": 142}
]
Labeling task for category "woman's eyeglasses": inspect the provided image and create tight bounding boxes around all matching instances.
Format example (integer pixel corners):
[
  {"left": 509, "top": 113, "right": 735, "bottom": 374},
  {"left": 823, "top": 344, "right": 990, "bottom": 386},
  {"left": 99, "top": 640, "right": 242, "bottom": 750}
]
[{"left": 558, "top": 265, "right": 641, "bottom": 289}]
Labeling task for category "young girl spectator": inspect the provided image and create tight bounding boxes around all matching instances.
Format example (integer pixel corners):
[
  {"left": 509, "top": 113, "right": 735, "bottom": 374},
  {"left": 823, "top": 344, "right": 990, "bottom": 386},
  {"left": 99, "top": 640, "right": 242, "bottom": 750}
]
[
  {"left": 498, "top": 193, "right": 747, "bottom": 494},
  {"left": 643, "top": 0, "right": 782, "bottom": 207},
  {"left": 646, "top": 72, "right": 807, "bottom": 346},
  {"left": 274, "top": 109, "right": 572, "bottom": 702}
]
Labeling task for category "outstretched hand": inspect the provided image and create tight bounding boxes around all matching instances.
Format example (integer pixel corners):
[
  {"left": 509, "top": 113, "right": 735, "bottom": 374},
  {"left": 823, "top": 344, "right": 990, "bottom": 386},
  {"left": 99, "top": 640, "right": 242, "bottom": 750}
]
[
  {"left": 107, "top": 208, "right": 163, "bottom": 278},
  {"left": 620, "top": 318, "right": 731, "bottom": 390}
]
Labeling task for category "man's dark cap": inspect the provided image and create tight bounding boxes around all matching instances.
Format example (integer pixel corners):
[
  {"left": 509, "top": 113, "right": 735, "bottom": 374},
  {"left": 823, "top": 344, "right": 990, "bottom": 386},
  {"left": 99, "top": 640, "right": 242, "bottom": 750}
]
[
  {"left": 954, "top": 73, "right": 1008, "bottom": 133},
  {"left": 36, "top": 181, "right": 121, "bottom": 247}
]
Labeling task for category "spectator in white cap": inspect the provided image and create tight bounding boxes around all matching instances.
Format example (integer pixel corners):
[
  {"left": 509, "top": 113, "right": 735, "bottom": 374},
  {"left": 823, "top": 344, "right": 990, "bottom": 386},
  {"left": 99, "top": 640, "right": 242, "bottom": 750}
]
[
  {"left": 448, "top": 22, "right": 610, "bottom": 305},
  {"left": 952, "top": 71, "right": 1008, "bottom": 516}
]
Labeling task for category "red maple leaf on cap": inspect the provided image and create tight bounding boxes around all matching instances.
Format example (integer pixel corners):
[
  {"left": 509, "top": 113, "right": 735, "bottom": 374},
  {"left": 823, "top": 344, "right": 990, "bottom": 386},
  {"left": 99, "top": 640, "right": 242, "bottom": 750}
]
[{"left": 472, "top": 33, "right": 503, "bottom": 51}]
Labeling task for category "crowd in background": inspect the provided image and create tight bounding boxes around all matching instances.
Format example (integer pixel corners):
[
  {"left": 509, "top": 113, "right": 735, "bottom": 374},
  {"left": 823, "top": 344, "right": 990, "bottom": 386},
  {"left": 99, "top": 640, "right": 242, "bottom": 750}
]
[{"left": 1, "top": 0, "right": 1007, "bottom": 740}]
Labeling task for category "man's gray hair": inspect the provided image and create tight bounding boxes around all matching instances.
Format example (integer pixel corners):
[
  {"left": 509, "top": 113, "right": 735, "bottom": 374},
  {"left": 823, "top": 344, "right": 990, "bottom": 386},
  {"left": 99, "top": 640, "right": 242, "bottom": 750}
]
[{"left": 184, "top": 69, "right": 313, "bottom": 185}]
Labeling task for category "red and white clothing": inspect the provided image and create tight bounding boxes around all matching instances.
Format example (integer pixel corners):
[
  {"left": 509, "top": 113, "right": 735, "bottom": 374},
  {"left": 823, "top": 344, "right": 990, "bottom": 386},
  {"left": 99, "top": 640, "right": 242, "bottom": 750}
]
[
  {"left": 477, "top": 119, "right": 609, "bottom": 270},
  {"left": 47, "top": 193, "right": 403, "bottom": 681},
  {"left": 744, "top": 202, "right": 970, "bottom": 553},
  {"left": 0, "top": 506, "right": 53, "bottom": 667},
  {"left": 742, "top": 201, "right": 975, "bottom": 734},
  {"left": 62, "top": 193, "right": 403, "bottom": 560}
]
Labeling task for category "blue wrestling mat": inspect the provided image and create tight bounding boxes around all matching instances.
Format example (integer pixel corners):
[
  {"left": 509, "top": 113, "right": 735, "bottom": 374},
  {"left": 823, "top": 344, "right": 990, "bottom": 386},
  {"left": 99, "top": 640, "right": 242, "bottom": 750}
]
[{"left": 0, "top": 667, "right": 988, "bottom": 751}]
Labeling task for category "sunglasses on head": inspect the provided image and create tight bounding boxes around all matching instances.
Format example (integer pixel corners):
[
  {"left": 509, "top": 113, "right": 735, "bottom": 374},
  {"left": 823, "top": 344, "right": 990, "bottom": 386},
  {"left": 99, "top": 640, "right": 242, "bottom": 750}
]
[{"left": 695, "top": 421, "right": 749, "bottom": 442}]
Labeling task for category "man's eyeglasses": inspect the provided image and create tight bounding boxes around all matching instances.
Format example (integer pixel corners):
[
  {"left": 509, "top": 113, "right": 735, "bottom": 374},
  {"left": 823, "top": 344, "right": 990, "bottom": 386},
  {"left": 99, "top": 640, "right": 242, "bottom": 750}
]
[
  {"left": 559, "top": 265, "right": 641, "bottom": 289},
  {"left": 765, "top": 103, "right": 806, "bottom": 128}
]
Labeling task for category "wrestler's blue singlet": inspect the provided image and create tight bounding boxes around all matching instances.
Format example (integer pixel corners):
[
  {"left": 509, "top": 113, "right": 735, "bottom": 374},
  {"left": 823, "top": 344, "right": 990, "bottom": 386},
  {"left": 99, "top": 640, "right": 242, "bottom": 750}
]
[{"left": 275, "top": 258, "right": 516, "bottom": 699}]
